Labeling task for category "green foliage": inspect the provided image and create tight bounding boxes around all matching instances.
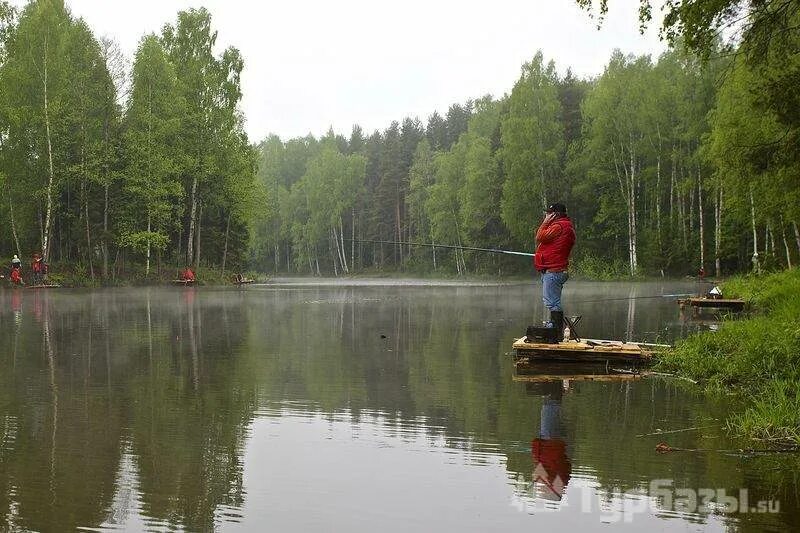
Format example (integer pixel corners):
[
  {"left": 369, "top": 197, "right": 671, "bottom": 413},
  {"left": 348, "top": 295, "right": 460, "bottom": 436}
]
[
  {"left": 0, "top": 2, "right": 796, "bottom": 281},
  {"left": 118, "top": 231, "right": 170, "bottom": 254},
  {"left": 570, "top": 253, "right": 632, "bottom": 280},
  {"left": 499, "top": 52, "right": 564, "bottom": 245},
  {"left": 659, "top": 269, "right": 800, "bottom": 442},
  {"left": 0, "top": 4, "right": 255, "bottom": 281}
]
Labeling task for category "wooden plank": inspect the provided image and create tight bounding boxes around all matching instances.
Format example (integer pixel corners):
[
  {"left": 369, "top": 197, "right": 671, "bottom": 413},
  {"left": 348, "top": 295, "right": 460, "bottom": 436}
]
[{"left": 512, "top": 336, "right": 654, "bottom": 364}]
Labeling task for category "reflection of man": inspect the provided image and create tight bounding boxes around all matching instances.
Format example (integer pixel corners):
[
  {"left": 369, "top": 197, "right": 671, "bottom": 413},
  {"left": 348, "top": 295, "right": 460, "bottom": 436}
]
[
  {"left": 534, "top": 203, "right": 576, "bottom": 341},
  {"left": 531, "top": 381, "right": 571, "bottom": 501}
]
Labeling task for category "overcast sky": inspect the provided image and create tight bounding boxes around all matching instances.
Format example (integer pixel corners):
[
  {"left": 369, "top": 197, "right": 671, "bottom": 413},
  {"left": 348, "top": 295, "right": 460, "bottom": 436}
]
[{"left": 13, "top": 0, "right": 666, "bottom": 142}]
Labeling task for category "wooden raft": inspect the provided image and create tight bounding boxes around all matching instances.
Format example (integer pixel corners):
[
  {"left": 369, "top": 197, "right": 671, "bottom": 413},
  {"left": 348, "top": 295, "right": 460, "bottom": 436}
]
[
  {"left": 172, "top": 279, "right": 196, "bottom": 286},
  {"left": 512, "top": 337, "right": 656, "bottom": 364},
  {"left": 678, "top": 297, "right": 745, "bottom": 311}
]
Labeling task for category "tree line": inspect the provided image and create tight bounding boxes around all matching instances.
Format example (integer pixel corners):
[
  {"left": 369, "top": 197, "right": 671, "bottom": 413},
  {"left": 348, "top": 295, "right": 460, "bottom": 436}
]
[
  {"left": 252, "top": 2, "right": 800, "bottom": 278},
  {"left": 0, "top": 0, "right": 256, "bottom": 281},
  {"left": 0, "top": 0, "right": 797, "bottom": 280}
]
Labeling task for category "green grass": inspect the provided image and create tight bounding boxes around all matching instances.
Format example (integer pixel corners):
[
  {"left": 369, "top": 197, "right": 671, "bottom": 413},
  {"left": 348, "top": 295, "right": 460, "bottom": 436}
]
[{"left": 657, "top": 268, "right": 800, "bottom": 443}]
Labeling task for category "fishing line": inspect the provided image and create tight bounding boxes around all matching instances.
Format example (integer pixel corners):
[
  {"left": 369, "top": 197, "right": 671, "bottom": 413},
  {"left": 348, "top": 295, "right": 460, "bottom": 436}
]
[
  {"left": 568, "top": 293, "right": 694, "bottom": 304},
  {"left": 346, "top": 238, "right": 695, "bottom": 304},
  {"left": 345, "top": 238, "right": 534, "bottom": 257}
]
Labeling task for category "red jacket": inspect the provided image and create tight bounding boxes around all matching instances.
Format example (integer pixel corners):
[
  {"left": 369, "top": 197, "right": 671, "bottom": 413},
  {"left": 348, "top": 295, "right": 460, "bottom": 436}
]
[{"left": 534, "top": 216, "right": 575, "bottom": 272}]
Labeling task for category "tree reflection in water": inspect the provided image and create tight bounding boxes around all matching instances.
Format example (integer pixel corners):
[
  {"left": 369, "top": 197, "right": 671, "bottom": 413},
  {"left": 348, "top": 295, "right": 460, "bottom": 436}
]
[{"left": 0, "top": 283, "right": 795, "bottom": 532}]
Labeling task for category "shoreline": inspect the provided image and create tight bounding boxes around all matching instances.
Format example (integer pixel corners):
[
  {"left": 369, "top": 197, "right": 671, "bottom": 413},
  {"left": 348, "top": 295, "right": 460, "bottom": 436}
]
[
  {"left": 657, "top": 269, "right": 800, "bottom": 444},
  {"left": 13, "top": 266, "right": 720, "bottom": 288}
]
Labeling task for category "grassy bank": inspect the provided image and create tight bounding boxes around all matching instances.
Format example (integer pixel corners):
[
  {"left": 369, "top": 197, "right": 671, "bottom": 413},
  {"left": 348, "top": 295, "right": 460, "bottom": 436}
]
[{"left": 658, "top": 269, "right": 800, "bottom": 443}]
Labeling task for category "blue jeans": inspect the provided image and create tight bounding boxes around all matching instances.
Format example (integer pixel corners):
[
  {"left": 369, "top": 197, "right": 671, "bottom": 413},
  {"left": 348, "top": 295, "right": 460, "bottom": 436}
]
[{"left": 542, "top": 271, "right": 568, "bottom": 312}]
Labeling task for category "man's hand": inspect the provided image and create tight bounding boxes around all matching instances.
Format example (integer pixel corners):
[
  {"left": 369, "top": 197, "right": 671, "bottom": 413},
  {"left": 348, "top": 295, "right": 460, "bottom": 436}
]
[{"left": 542, "top": 212, "right": 557, "bottom": 225}]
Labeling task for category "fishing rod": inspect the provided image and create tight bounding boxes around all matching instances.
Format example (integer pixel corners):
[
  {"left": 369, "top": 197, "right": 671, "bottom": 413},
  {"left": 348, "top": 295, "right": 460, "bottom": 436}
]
[{"left": 345, "top": 238, "right": 534, "bottom": 258}]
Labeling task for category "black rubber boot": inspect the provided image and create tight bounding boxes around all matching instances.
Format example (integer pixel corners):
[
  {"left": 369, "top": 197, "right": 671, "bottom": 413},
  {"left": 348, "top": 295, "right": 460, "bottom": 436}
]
[{"left": 550, "top": 311, "right": 564, "bottom": 343}]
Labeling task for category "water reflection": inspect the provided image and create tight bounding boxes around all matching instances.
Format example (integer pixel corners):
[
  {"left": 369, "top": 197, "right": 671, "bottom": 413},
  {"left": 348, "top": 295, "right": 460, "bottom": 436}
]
[
  {"left": 530, "top": 381, "right": 571, "bottom": 503},
  {"left": 0, "top": 283, "right": 796, "bottom": 531}
]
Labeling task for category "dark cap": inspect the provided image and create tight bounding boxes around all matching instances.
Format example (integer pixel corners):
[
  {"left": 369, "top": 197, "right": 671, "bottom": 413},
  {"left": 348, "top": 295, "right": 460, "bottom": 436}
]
[{"left": 546, "top": 203, "right": 567, "bottom": 214}]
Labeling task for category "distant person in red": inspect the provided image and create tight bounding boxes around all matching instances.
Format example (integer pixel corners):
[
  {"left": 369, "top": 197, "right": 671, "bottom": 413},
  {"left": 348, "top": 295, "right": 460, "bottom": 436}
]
[
  {"left": 180, "top": 266, "right": 195, "bottom": 282},
  {"left": 698, "top": 267, "right": 706, "bottom": 280},
  {"left": 9, "top": 267, "right": 23, "bottom": 286},
  {"left": 31, "top": 253, "right": 43, "bottom": 285}
]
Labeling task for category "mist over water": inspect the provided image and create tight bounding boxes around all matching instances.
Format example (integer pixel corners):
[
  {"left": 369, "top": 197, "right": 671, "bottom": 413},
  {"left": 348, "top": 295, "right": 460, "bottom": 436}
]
[{"left": 0, "top": 281, "right": 795, "bottom": 531}]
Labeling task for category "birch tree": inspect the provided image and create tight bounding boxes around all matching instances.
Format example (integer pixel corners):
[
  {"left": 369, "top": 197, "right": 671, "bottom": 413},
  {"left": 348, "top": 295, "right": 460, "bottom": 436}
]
[
  {"left": 582, "top": 52, "right": 652, "bottom": 275},
  {"left": 500, "top": 51, "right": 564, "bottom": 246},
  {"left": 122, "top": 35, "right": 182, "bottom": 276}
]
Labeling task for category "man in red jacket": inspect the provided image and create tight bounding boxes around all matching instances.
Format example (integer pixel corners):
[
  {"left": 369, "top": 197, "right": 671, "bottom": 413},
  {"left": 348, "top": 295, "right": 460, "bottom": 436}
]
[{"left": 535, "top": 203, "right": 576, "bottom": 341}]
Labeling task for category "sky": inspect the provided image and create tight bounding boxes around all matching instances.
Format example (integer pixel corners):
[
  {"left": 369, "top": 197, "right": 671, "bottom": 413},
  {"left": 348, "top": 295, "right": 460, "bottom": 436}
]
[{"left": 12, "top": 0, "right": 667, "bottom": 142}]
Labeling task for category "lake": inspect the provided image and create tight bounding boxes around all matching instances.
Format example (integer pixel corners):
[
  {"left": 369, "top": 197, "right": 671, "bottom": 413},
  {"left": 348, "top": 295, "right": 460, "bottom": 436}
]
[{"left": 0, "top": 280, "right": 796, "bottom": 531}]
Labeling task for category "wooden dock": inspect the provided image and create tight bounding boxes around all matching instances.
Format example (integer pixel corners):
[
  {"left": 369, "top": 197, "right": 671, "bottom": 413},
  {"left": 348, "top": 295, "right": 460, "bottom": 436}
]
[
  {"left": 25, "top": 284, "right": 61, "bottom": 289},
  {"left": 678, "top": 297, "right": 745, "bottom": 311},
  {"left": 512, "top": 337, "right": 659, "bottom": 365}
]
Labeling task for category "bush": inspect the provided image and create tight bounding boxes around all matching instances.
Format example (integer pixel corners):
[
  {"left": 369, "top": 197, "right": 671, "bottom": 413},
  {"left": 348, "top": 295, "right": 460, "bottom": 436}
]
[{"left": 570, "top": 253, "right": 632, "bottom": 280}]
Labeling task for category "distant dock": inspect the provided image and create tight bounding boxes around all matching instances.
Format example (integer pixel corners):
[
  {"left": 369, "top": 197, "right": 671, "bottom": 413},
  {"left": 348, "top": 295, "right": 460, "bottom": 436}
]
[{"left": 677, "top": 297, "right": 745, "bottom": 311}]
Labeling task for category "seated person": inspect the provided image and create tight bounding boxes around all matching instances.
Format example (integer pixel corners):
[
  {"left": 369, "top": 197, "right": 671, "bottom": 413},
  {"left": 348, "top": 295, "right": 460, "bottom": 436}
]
[
  {"left": 180, "top": 267, "right": 195, "bottom": 282},
  {"left": 9, "top": 268, "right": 23, "bottom": 285}
]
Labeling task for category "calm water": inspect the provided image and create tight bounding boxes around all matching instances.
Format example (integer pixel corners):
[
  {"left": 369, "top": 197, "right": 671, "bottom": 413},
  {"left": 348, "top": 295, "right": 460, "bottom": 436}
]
[{"left": 0, "top": 280, "right": 796, "bottom": 532}]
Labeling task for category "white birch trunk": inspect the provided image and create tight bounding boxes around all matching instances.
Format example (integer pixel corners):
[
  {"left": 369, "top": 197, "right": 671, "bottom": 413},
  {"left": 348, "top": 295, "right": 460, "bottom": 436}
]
[
  {"left": 194, "top": 203, "right": 202, "bottom": 270},
  {"left": 351, "top": 208, "right": 355, "bottom": 272},
  {"left": 781, "top": 222, "right": 792, "bottom": 269},
  {"left": 750, "top": 190, "right": 759, "bottom": 272},
  {"left": 222, "top": 213, "right": 231, "bottom": 275},
  {"left": 332, "top": 226, "right": 341, "bottom": 275},
  {"left": 655, "top": 154, "right": 662, "bottom": 251},
  {"left": 102, "top": 184, "right": 109, "bottom": 278},
  {"left": 339, "top": 218, "right": 348, "bottom": 273},
  {"left": 698, "top": 170, "right": 704, "bottom": 270},
  {"left": 331, "top": 230, "right": 339, "bottom": 276},
  {"left": 628, "top": 140, "right": 638, "bottom": 275},
  {"left": 187, "top": 176, "right": 198, "bottom": 262},
  {"left": 793, "top": 221, "right": 800, "bottom": 256},
  {"left": 41, "top": 35, "right": 56, "bottom": 263},
  {"left": 714, "top": 183, "right": 722, "bottom": 278},
  {"left": 6, "top": 183, "right": 21, "bottom": 257},
  {"left": 146, "top": 213, "right": 151, "bottom": 276},
  {"left": 768, "top": 222, "right": 776, "bottom": 257}
]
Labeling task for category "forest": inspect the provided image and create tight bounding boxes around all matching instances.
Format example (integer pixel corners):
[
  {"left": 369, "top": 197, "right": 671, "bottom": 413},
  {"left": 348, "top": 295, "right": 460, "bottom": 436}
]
[
  {"left": 0, "top": 0, "right": 798, "bottom": 280},
  {"left": 251, "top": 2, "right": 800, "bottom": 278},
  {"left": 0, "top": 0, "right": 256, "bottom": 281}
]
